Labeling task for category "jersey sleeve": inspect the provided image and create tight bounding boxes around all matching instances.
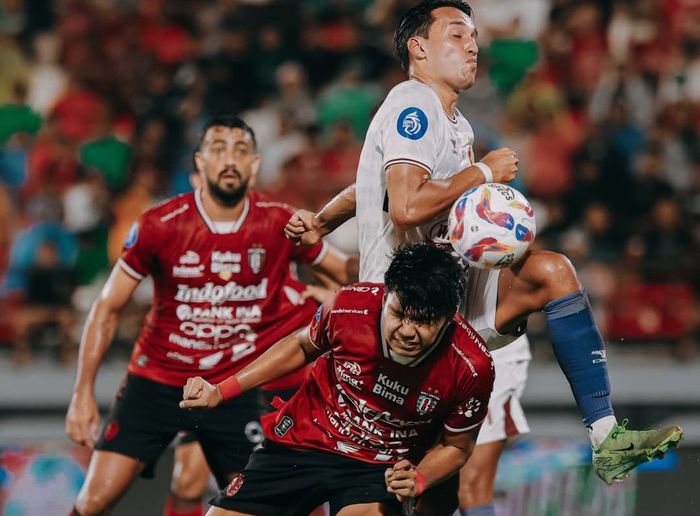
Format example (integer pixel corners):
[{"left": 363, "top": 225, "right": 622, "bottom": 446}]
[
  {"left": 381, "top": 86, "right": 442, "bottom": 175},
  {"left": 307, "top": 295, "right": 336, "bottom": 352},
  {"left": 291, "top": 239, "right": 328, "bottom": 266},
  {"left": 443, "top": 358, "right": 495, "bottom": 433},
  {"left": 118, "top": 216, "right": 158, "bottom": 280}
]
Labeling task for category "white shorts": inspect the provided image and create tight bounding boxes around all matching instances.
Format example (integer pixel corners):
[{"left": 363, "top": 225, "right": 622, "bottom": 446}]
[{"left": 476, "top": 356, "right": 530, "bottom": 445}]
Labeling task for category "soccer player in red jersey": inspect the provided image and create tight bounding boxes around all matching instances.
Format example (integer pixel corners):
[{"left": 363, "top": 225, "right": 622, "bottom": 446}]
[
  {"left": 181, "top": 243, "right": 496, "bottom": 516},
  {"left": 65, "top": 116, "right": 351, "bottom": 516}
]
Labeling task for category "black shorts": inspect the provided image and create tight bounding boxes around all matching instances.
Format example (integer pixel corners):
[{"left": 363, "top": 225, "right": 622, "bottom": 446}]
[
  {"left": 210, "top": 441, "right": 402, "bottom": 516},
  {"left": 96, "top": 374, "right": 261, "bottom": 488}
]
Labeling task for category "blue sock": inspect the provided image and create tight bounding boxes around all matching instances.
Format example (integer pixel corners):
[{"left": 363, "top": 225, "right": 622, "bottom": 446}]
[
  {"left": 545, "top": 290, "right": 614, "bottom": 426},
  {"left": 460, "top": 503, "right": 496, "bottom": 516}
]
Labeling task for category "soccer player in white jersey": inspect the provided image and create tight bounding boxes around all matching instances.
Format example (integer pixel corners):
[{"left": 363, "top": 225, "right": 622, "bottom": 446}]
[{"left": 285, "top": 1, "right": 682, "bottom": 514}]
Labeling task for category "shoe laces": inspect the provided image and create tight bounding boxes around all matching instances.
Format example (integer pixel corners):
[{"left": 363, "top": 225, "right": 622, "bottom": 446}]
[{"left": 611, "top": 418, "right": 629, "bottom": 439}]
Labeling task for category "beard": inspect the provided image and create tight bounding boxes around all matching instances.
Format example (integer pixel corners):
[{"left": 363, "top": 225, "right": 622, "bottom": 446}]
[{"left": 206, "top": 171, "right": 249, "bottom": 207}]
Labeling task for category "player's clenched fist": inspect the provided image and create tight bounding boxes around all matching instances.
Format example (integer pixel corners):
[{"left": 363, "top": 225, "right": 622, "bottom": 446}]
[
  {"left": 480, "top": 147, "right": 519, "bottom": 184},
  {"left": 384, "top": 459, "right": 425, "bottom": 502},
  {"left": 284, "top": 209, "right": 322, "bottom": 247},
  {"left": 179, "top": 376, "right": 223, "bottom": 409},
  {"left": 65, "top": 392, "right": 101, "bottom": 448}
]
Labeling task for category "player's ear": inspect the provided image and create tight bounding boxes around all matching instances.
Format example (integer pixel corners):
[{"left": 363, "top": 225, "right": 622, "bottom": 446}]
[
  {"left": 407, "top": 36, "right": 427, "bottom": 63},
  {"left": 194, "top": 151, "right": 203, "bottom": 173},
  {"left": 189, "top": 172, "right": 202, "bottom": 190}
]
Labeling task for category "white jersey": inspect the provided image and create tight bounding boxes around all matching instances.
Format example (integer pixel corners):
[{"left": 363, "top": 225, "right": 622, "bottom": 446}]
[
  {"left": 463, "top": 267, "right": 532, "bottom": 362},
  {"left": 356, "top": 80, "right": 475, "bottom": 281},
  {"left": 354, "top": 79, "right": 530, "bottom": 361}
]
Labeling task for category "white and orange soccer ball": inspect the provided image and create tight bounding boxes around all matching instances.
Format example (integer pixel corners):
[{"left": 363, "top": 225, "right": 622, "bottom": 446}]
[{"left": 448, "top": 183, "right": 536, "bottom": 269}]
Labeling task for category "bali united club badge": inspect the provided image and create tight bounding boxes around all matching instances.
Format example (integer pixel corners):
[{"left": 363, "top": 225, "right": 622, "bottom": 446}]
[
  {"left": 248, "top": 247, "right": 265, "bottom": 274},
  {"left": 416, "top": 391, "right": 440, "bottom": 416},
  {"left": 225, "top": 473, "right": 245, "bottom": 497}
]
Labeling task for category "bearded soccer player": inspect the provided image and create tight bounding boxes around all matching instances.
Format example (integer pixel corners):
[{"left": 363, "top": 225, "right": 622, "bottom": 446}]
[
  {"left": 65, "top": 116, "right": 351, "bottom": 516},
  {"left": 181, "top": 243, "right": 494, "bottom": 516},
  {"left": 284, "top": 1, "right": 683, "bottom": 510}
]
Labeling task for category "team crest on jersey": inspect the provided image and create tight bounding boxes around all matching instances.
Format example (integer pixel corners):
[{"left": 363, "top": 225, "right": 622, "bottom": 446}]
[
  {"left": 416, "top": 391, "right": 440, "bottom": 416},
  {"left": 397, "top": 107, "right": 428, "bottom": 140},
  {"left": 248, "top": 247, "right": 266, "bottom": 274},
  {"left": 225, "top": 474, "right": 245, "bottom": 497}
]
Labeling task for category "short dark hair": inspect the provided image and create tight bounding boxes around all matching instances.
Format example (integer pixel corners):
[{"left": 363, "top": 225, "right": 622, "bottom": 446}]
[
  {"left": 384, "top": 243, "right": 464, "bottom": 324},
  {"left": 197, "top": 115, "right": 257, "bottom": 150},
  {"left": 393, "top": 0, "right": 473, "bottom": 71}
]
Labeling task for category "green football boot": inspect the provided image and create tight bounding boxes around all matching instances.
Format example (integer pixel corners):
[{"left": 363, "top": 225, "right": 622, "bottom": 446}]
[{"left": 592, "top": 419, "right": 683, "bottom": 484}]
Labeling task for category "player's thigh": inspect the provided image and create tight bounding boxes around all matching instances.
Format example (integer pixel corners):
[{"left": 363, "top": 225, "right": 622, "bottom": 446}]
[
  {"left": 209, "top": 443, "right": 329, "bottom": 515},
  {"left": 327, "top": 459, "right": 402, "bottom": 515},
  {"left": 76, "top": 450, "right": 145, "bottom": 512},
  {"left": 195, "top": 390, "right": 264, "bottom": 488},
  {"left": 172, "top": 437, "right": 211, "bottom": 496},
  {"left": 495, "top": 263, "right": 540, "bottom": 327},
  {"left": 336, "top": 502, "right": 400, "bottom": 516}
]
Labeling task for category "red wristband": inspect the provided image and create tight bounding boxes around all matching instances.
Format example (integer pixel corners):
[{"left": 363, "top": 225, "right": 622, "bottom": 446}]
[
  {"left": 414, "top": 469, "right": 426, "bottom": 497},
  {"left": 217, "top": 376, "right": 242, "bottom": 401}
]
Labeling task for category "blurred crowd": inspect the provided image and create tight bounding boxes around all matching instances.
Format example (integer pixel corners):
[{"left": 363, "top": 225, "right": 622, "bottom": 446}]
[{"left": 0, "top": 0, "right": 699, "bottom": 364}]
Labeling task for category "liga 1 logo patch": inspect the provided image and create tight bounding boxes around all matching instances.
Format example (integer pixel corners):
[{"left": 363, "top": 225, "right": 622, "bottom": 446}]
[
  {"left": 123, "top": 222, "right": 139, "bottom": 249},
  {"left": 397, "top": 107, "right": 428, "bottom": 140}
]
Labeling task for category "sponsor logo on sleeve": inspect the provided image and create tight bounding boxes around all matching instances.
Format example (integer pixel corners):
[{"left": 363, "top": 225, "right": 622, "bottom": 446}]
[
  {"left": 457, "top": 397, "right": 482, "bottom": 419},
  {"left": 124, "top": 222, "right": 139, "bottom": 249},
  {"left": 397, "top": 107, "right": 428, "bottom": 140}
]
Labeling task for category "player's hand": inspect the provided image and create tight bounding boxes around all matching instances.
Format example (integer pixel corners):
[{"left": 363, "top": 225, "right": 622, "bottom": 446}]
[
  {"left": 65, "top": 391, "right": 100, "bottom": 448},
  {"left": 480, "top": 147, "right": 519, "bottom": 183},
  {"left": 384, "top": 460, "right": 420, "bottom": 502},
  {"left": 284, "top": 210, "right": 322, "bottom": 247},
  {"left": 179, "top": 376, "right": 223, "bottom": 409}
]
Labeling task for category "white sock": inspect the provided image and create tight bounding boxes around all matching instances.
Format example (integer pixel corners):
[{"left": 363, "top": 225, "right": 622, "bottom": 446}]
[{"left": 588, "top": 415, "right": 618, "bottom": 448}]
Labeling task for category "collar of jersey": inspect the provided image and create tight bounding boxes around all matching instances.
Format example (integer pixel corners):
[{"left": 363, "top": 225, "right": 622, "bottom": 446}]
[
  {"left": 409, "top": 79, "right": 459, "bottom": 124},
  {"left": 194, "top": 188, "right": 250, "bottom": 234}
]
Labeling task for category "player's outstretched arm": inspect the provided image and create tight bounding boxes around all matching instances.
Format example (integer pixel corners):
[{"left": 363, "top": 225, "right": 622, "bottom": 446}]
[
  {"left": 386, "top": 148, "right": 518, "bottom": 231},
  {"left": 284, "top": 184, "right": 356, "bottom": 246},
  {"left": 384, "top": 428, "right": 478, "bottom": 502},
  {"left": 66, "top": 265, "right": 140, "bottom": 448},
  {"left": 180, "top": 326, "right": 321, "bottom": 409}
]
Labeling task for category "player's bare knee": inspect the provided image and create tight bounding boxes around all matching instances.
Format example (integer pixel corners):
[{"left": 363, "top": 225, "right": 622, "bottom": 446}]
[
  {"left": 75, "top": 490, "right": 114, "bottom": 516},
  {"left": 523, "top": 250, "right": 581, "bottom": 303},
  {"left": 171, "top": 471, "right": 208, "bottom": 500},
  {"left": 458, "top": 464, "right": 492, "bottom": 503}
]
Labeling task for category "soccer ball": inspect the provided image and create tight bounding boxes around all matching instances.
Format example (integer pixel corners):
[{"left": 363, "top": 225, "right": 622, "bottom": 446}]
[{"left": 448, "top": 183, "right": 536, "bottom": 269}]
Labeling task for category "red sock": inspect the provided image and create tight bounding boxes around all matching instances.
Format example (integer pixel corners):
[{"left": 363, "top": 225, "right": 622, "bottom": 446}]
[{"left": 163, "top": 494, "right": 204, "bottom": 516}]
